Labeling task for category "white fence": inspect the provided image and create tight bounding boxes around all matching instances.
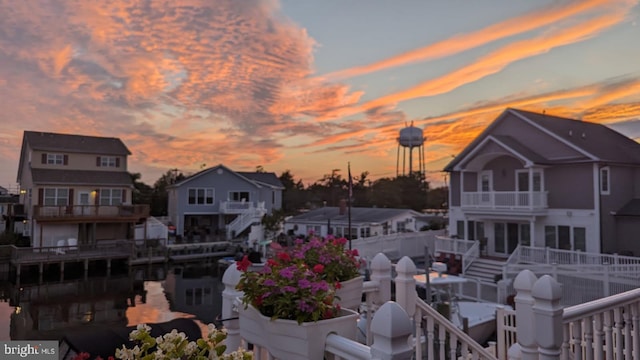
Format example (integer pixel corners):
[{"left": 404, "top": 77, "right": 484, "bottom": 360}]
[
  {"left": 496, "top": 270, "right": 640, "bottom": 360},
  {"left": 350, "top": 230, "right": 444, "bottom": 262}
]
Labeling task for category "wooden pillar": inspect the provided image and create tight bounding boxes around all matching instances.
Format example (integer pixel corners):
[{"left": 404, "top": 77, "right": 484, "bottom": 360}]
[
  {"left": 39, "top": 263, "right": 44, "bottom": 284},
  {"left": 60, "top": 261, "right": 65, "bottom": 282},
  {"left": 16, "top": 265, "right": 21, "bottom": 287},
  {"left": 107, "top": 258, "right": 111, "bottom": 277},
  {"left": 84, "top": 259, "right": 89, "bottom": 280}
]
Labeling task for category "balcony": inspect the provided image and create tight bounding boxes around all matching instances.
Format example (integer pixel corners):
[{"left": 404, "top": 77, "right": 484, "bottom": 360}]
[
  {"left": 33, "top": 204, "right": 150, "bottom": 222},
  {"left": 219, "top": 201, "right": 265, "bottom": 214},
  {"left": 461, "top": 191, "right": 548, "bottom": 211}
]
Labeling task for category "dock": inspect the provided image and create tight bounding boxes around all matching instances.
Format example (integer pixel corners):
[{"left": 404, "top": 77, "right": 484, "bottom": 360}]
[{"left": 2, "top": 240, "right": 238, "bottom": 285}]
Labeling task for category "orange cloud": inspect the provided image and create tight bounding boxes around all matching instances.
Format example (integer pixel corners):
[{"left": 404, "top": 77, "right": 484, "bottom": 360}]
[{"left": 324, "top": 0, "right": 613, "bottom": 80}]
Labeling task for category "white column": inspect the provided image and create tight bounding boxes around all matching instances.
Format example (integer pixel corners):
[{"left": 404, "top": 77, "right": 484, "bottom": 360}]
[
  {"left": 394, "top": 256, "right": 417, "bottom": 318},
  {"left": 514, "top": 269, "right": 539, "bottom": 360},
  {"left": 221, "top": 262, "right": 243, "bottom": 353},
  {"left": 370, "top": 301, "right": 414, "bottom": 360},
  {"left": 532, "top": 275, "right": 564, "bottom": 360}
]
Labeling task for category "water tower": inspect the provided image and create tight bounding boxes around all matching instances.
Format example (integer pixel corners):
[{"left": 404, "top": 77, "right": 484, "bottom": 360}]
[{"left": 396, "top": 122, "right": 426, "bottom": 177}]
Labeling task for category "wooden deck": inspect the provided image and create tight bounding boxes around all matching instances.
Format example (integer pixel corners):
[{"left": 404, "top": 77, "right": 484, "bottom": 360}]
[{"left": 9, "top": 241, "right": 132, "bottom": 266}]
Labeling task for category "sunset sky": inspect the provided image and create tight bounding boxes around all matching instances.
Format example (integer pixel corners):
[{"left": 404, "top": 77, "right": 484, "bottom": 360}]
[{"left": 1, "top": 0, "right": 640, "bottom": 191}]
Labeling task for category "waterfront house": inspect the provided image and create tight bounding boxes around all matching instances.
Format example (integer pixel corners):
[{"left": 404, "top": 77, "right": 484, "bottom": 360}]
[
  {"left": 445, "top": 108, "right": 640, "bottom": 258},
  {"left": 16, "top": 131, "right": 149, "bottom": 249},
  {"left": 0, "top": 186, "right": 19, "bottom": 233},
  {"left": 283, "top": 204, "right": 423, "bottom": 239},
  {"left": 166, "top": 164, "right": 284, "bottom": 241}
]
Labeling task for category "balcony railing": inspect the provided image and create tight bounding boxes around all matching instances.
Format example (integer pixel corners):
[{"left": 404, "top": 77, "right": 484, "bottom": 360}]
[
  {"left": 219, "top": 201, "right": 265, "bottom": 214},
  {"left": 461, "top": 191, "right": 548, "bottom": 210},
  {"left": 33, "top": 204, "right": 150, "bottom": 221}
]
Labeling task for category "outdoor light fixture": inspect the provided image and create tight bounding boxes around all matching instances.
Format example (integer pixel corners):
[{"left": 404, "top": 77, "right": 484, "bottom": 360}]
[{"left": 19, "top": 189, "right": 26, "bottom": 195}]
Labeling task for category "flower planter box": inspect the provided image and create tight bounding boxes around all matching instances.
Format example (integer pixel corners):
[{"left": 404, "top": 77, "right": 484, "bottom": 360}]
[
  {"left": 336, "top": 275, "right": 364, "bottom": 310},
  {"left": 238, "top": 303, "right": 359, "bottom": 360}
]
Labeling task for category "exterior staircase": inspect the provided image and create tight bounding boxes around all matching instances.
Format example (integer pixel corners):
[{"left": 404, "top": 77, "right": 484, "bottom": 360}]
[
  {"left": 225, "top": 206, "right": 266, "bottom": 240},
  {"left": 463, "top": 257, "right": 506, "bottom": 283}
]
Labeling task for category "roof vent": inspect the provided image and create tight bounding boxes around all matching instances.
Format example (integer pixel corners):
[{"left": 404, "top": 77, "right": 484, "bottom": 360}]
[
  {"left": 581, "top": 132, "right": 586, "bottom": 139},
  {"left": 568, "top": 130, "right": 573, "bottom": 137}
]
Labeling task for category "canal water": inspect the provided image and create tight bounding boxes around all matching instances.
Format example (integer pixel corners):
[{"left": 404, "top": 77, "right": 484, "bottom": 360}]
[{"left": 0, "top": 262, "right": 227, "bottom": 344}]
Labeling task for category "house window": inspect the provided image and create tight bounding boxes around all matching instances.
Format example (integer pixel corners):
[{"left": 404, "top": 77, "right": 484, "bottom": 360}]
[
  {"left": 397, "top": 221, "right": 406, "bottom": 233},
  {"left": 229, "top": 191, "right": 249, "bottom": 202},
  {"left": 43, "top": 188, "right": 69, "bottom": 206},
  {"left": 99, "top": 189, "right": 123, "bottom": 205},
  {"left": 188, "top": 188, "right": 214, "bottom": 205},
  {"left": 100, "top": 156, "right": 117, "bottom": 167},
  {"left": 600, "top": 167, "right": 610, "bottom": 195},
  {"left": 360, "top": 227, "right": 371, "bottom": 238},
  {"left": 517, "top": 170, "right": 542, "bottom": 191},
  {"left": 545, "top": 225, "right": 586, "bottom": 251},
  {"left": 47, "top": 154, "right": 64, "bottom": 165},
  {"left": 467, "top": 221, "right": 476, "bottom": 240}
]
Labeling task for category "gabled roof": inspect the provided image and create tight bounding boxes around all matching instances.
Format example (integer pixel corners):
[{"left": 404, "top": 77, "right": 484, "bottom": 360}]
[
  {"left": 238, "top": 172, "right": 284, "bottom": 189},
  {"left": 22, "top": 131, "right": 131, "bottom": 155},
  {"left": 169, "top": 164, "right": 282, "bottom": 189},
  {"left": 445, "top": 108, "right": 640, "bottom": 171},
  {"left": 31, "top": 169, "right": 133, "bottom": 187},
  {"left": 18, "top": 131, "right": 132, "bottom": 182},
  {"left": 287, "top": 206, "right": 422, "bottom": 225}
]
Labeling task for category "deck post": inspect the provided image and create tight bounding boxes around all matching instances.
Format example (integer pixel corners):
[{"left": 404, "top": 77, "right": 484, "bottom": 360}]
[
  {"left": 107, "top": 258, "right": 112, "bottom": 277},
  {"left": 221, "top": 261, "right": 243, "bottom": 354},
  {"left": 59, "top": 261, "right": 65, "bottom": 282},
  {"left": 369, "top": 301, "right": 413, "bottom": 360},
  {"left": 513, "top": 269, "right": 538, "bottom": 360},
  {"left": 39, "top": 263, "right": 44, "bottom": 284},
  {"left": 15, "top": 264, "right": 21, "bottom": 287},
  {"left": 84, "top": 259, "right": 89, "bottom": 280},
  {"left": 532, "top": 275, "right": 563, "bottom": 360},
  {"left": 394, "top": 256, "right": 416, "bottom": 317}
]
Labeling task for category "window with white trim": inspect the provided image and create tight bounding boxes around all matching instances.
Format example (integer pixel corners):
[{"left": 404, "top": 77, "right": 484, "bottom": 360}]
[
  {"left": 99, "top": 189, "right": 123, "bottom": 205},
  {"left": 516, "top": 170, "right": 542, "bottom": 191},
  {"left": 100, "top": 156, "right": 118, "bottom": 167},
  {"left": 47, "top": 154, "right": 64, "bottom": 165},
  {"left": 188, "top": 188, "right": 214, "bottom": 205},
  {"left": 600, "top": 167, "right": 610, "bottom": 195},
  {"left": 44, "top": 188, "right": 69, "bottom": 206},
  {"left": 229, "top": 191, "right": 249, "bottom": 201},
  {"left": 544, "top": 225, "right": 586, "bottom": 251},
  {"left": 360, "top": 227, "right": 370, "bottom": 238}
]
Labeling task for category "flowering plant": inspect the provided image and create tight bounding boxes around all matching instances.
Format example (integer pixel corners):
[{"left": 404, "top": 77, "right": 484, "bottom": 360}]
[
  {"left": 235, "top": 252, "right": 340, "bottom": 324},
  {"left": 113, "top": 323, "right": 252, "bottom": 360},
  {"left": 290, "top": 235, "right": 363, "bottom": 284}
]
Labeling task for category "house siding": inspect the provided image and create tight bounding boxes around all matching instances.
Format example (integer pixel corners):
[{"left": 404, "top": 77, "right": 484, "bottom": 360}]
[
  {"left": 485, "top": 156, "right": 523, "bottom": 191},
  {"left": 493, "top": 113, "right": 585, "bottom": 159},
  {"left": 545, "top": 164, "right": 594, "bottom": 209},
  {"left": 32, "top": 150, "right": 127, "bottom": 172}
]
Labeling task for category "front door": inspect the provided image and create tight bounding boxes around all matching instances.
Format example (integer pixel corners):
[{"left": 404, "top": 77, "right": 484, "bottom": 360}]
[{"left": 494, "top": 222, "right": 525, "bottom": 256}]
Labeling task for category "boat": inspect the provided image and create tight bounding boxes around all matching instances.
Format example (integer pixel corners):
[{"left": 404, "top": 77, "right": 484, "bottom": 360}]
[{"left": 413, "top": 263, "right": 510, "bottom": 345}]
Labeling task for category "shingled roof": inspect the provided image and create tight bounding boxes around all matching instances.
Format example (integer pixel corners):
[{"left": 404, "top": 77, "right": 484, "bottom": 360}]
[
  {"left": 445, "top": 108, "right": 640, "bottom": 171},
  {"left": 30, "top": 169, "right": 133, "bottom": 186},
  {"left": 23, "top": 131, "right": 131, "bottom": 155}
]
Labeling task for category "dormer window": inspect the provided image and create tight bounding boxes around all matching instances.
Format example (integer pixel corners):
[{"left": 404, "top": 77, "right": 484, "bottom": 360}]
[{"left": 97, "top": 156, "right": 120, "bottom": 168}]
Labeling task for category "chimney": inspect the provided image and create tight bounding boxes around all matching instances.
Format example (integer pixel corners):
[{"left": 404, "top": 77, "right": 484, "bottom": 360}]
[{"left": 339, "top": 199, "right": 347, "bottom": 215}]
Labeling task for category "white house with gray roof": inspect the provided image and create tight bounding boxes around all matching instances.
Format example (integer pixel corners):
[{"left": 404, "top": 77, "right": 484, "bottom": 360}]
[
  {"left": 283, "top": 205, "right": 423, "bottom": 240},
  {"left": 166, "top": 164, "right": 284, "bottom": 241},
  {"left": 445, "top": 108, "right": 640, "bottom": 257},
  {"left": 16, "top": 131, "right": 149, "bottom": 249}
]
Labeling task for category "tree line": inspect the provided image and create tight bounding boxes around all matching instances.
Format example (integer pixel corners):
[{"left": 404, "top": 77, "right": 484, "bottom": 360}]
[{"left": 130, "top": 168, "right": 449, "bottom": 217}]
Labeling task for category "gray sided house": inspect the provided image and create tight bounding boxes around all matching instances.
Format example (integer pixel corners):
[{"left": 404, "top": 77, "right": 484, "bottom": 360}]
[
  {"left": 284, "top": 205, "right": 423, "bottom": 240},
  {"left": 445, "top": 108, "right": 640, "bottom": 258},
  {"left": 166, "top": 164, "right": 284, "bottom": 241},
  {"left": 16, "top": 131, "right": 149, "bottom": 249}
]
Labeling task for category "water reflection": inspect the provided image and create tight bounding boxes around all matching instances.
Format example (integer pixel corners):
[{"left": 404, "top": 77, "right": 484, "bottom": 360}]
[{"left": 0, "top": 264, "right": 224, "bottom": 343}]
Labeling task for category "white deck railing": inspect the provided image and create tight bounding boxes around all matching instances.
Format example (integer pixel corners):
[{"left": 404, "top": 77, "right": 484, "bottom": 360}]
[
  {"left": 461, "top": 191, "right": 548, "bottom": 210},
  {"left": 495, "top": 270, "right": 640, "bottom": 360}
]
